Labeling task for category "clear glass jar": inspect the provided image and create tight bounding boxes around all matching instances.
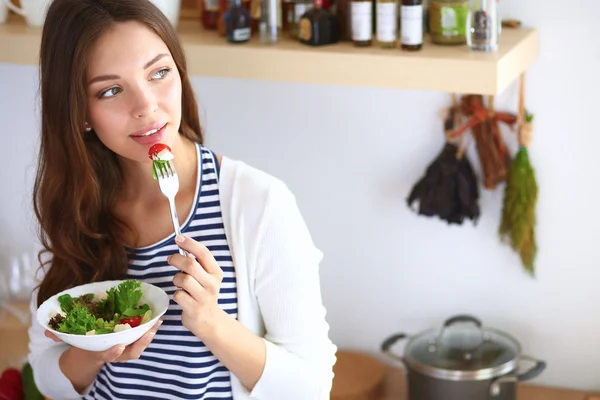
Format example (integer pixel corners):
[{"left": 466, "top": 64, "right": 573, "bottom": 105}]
[
  {"left": 428, "top": 0, "right": 469, "bottom": 45},
  {"left": 466, "top": 0, "right": 499, "bottom": 51}
]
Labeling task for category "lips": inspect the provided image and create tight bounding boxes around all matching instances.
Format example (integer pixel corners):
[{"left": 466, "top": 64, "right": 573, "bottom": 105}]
[{"left": 130, "top": 123, "right": 167, "bottom": 146}]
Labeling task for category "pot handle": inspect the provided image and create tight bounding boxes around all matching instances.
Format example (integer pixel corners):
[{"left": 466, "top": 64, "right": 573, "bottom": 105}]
[
  {"left": 516, "top": 355, "right": 547, "bottom": 381},
  {"left": 380, "top": 333, "right": 408, "bottom": 363},
  {"left": 489, "top": 355, "right": 546, "bottom": 397},
  {"left": 438, "top": 314, "right": 484, "bottom": 344},
  {"left": 443, "top": 314, "right": 482, "bottom": 328}
]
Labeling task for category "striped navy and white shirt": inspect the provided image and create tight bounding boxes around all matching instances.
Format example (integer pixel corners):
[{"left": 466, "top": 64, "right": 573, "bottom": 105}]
[{"left": 85, "top": 144, "right": 238, "bottom": 400}]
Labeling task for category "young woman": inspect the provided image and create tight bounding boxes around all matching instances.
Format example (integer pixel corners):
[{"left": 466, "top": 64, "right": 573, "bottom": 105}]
[{"left": 27, "top": 0, "right": 337, "bottom": 399}]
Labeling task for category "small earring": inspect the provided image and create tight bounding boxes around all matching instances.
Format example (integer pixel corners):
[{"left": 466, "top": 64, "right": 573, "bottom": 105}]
[{"left": 84, "top": 123, "right": 92, "bottom": 132}]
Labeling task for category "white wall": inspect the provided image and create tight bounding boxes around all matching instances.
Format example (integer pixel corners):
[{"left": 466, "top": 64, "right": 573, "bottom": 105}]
[{"left": 1, "top": 0, "right": 598, "bottom": 391}]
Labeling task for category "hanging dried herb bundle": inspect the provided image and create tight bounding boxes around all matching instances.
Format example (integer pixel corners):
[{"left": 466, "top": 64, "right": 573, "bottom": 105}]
[
  {"left": 462, "top": 95, "right": 513, "bottom": 190},
  {"left": 499, "top": 74, "right": 538, "bottom": 276},
  {"left": 407, "top": 95, "right": 480, "bottom": 225},
  {"left": 407, "top": 141, "right": 480, "bottom": 225},
  {"left": 446, "top": 95, "right": 517, "bottom": 191}
]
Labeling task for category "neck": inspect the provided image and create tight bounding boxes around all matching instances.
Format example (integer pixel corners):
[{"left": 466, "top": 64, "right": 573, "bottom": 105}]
[{"left": 118, "top": 135, "right": 197, "bottom": 204}]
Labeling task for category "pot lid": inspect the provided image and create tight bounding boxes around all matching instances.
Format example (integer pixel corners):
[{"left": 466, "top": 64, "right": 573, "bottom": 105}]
[{"left": 404, "top": 315, "right": 521, "bottom": 381}]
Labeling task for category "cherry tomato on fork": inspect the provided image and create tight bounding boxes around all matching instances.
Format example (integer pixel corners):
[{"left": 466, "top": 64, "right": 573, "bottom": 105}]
[{"left": 148, "top": 143, "right": 171, "bottom": 160}]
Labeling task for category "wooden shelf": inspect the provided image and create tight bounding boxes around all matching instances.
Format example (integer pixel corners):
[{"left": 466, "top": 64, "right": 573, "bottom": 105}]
[{"left": 0, "top": 15, "right": 538, "bottom": 94}]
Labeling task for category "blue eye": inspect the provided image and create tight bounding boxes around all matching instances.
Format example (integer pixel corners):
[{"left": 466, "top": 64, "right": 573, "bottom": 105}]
[
  {"left": 99, "top": 87, "right": 121, "bottom": 99},
  {"left": 152, "top": 68, "right": 171, "bottom": 80}
]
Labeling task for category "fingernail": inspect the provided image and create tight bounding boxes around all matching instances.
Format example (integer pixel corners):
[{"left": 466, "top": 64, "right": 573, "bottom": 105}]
[
  {"left": 175, "top": 235, "right": 185, "bottom": 243},
  {"left": 116, "top": 345, "right": 126, "bottom": 353}
]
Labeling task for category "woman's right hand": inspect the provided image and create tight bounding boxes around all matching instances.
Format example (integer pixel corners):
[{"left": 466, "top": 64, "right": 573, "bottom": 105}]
[{"left": 45, "top": 319, "right": 163, "bottom": 363}]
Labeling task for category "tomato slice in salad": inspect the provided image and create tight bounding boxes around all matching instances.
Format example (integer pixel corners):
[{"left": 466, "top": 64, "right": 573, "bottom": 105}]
[
  {"left": 148, "top": 143, "right": 171, "bottom": 160},
  {"left": 119, "top": 316, "right": 143, "bottom": 328}
]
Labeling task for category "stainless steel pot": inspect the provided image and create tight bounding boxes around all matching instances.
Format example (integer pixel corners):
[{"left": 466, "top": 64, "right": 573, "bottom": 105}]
[{"left": 381, "top": 315, "right": 546, "bottom": 400}]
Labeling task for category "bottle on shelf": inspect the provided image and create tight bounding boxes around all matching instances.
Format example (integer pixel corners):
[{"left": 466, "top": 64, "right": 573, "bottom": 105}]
[
  {"left": 201, "top": 0, "right": 220, "bottom": 29},
  {"left": 288, "top": 0, "right": 314, "bottom": 38},
  {"left": 351, "top": 0, "right": 373, "bottom": 46},
  {"left": 282, "top": 0, "right": 294, "bottom": 32},
  {"left": 466, "top": 0, "right": 499, "bottom": 51},
  {"left": 298, "top": 0, "right": 340, "bottom": 46},
  {"left": 376, "top": 0, "right": 397, "bottom": 48},
  {"left": 217, "top": 0, "right": 230, "bottom": 36},
  {"left": 428, "top": 0, "right": 469, "bottom": 45},
  {"left": 250, "top": 0, "right": 262, "bottom": 34},
  {"left": 260, "top": 0, "right": 280, "bottom": 43},
  {"left": 335, "top": 0, "right": 352, "bottom": 41},
  {"left": 400, "top": 0, "right": 423, "bottom": 50},
  {"left": 422, "top": 0, "right": 429, "bottom": 33},
  {"left": 225, "top": 0, "right": 252, "bottom": 43}
]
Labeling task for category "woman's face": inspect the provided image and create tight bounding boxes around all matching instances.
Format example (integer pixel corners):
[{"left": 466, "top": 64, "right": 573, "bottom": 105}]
[{"left": 86, "top": 21, "right": 182, "bottom": 164}]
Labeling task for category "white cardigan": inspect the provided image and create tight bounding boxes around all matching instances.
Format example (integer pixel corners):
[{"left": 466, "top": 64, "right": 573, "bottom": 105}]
[{"left": 27, "top": 156, "right": 338, "bottom": 400}]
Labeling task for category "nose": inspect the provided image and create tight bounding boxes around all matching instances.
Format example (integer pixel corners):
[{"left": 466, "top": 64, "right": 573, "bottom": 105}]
[{"left": 130, "top": 85, "right": 158, "bottom": 119}]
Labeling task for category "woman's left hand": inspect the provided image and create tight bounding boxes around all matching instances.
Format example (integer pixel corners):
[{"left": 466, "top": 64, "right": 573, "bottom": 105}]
[{"left": 168, "top": 234, "right": 225, "bottom": 338}]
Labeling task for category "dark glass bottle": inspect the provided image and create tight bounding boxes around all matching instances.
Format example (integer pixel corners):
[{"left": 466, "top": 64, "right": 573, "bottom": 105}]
[
  {"left": 225, "top": 0, "right": 252, "bottom": 43},
  {"left": 298, "top": 0, "right": 340, "bottom": 46},
  {"left": 335, "top": 0, "right": 352, "bottom": 41},
  {"left": 201, "top": 0, "right": 220, "bottom": 30},
  {"left": 401, "top": 0, "right": 423, "bottom": 50}
]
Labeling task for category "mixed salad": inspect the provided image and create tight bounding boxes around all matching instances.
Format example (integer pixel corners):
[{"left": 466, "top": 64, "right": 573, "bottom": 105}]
[
  {"left": 48, "top": 279, "right": 153, "bottom": 336},
  {"left": 149, "top": 143, "right": 174, "bottom": 180}
]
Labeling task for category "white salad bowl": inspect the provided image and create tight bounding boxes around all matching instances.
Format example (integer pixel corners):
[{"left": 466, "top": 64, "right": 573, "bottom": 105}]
[{"left": 36, "top": 280, "right": 169, "bottom": 352}]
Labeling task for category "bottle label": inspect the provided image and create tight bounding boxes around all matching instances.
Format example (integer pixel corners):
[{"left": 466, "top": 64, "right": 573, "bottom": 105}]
[
  {"left": 233, "top": 27, "right": 251, "bottom": 41},
  {"left": 351, "top": 2, "right": 372, "bottom": 41},
  {"left": 439, "top": 5, "right": 467, "bottom": 36},
  {"left": 376, "top": 2, "right": 397, "bottom": 42},
  {"left": 204, "top": 0, "right": 219, "bottom": 11},
  {"left": 299, "top": 18, "right": 312, "bottom": 41},
  {"left": 473, "top": 10, "right": 491, "bottom": 41},
  {"left": 294, "top": 3, "right": 312, "bottom": 23},
  {"left": 401, "top": 4, "right": 422, "bottom": 45}
]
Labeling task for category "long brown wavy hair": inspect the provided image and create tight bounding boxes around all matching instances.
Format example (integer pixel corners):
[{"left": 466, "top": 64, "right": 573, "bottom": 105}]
[{"left": 33, "top": 0, "right": 203, "bottom": 307}]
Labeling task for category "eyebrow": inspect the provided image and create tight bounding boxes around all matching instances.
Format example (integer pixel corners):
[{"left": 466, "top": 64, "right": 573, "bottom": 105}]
[{"left": 88, "top": 53, "right": 171, "bottom": 85}]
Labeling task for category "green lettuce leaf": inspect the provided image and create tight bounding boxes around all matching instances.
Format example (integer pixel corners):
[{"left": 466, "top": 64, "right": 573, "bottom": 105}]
[
  {"left": 122, "top": 303, "right": 150, "bottom": 317},
  {"left": 94, "top": 328, "right": 114, "bottom": 335},
  {"left": 114, "top": 280, "right": 143, "bottom": 315},
  {"left": 58, "top": 294, "right": 74, "bottom": 313},
  {"left": 95, "top": 288, "right": 117, "bottom": 320},
  {"left": 53, "top": 279, "right": 149, "bottom": 335},
  {"left": 152, "top": 159, "right": 170, "bottom": 180},
  {"left": 56, "top": 307, "right": 97, "bottom": 335}
]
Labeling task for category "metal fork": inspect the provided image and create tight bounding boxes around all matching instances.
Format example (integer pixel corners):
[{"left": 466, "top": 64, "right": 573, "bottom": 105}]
[{"left": 152, "top": 156, "right": 187, "bottom": 256}]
